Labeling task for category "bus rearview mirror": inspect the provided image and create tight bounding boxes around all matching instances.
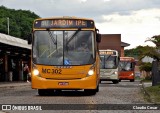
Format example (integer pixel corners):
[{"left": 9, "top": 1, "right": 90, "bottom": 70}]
[
  {"left": 28, "top": 34, "right": 32, "bottom": 44},
  {"left": 96, "top": 34, "right": 101, "bottom": 43}
]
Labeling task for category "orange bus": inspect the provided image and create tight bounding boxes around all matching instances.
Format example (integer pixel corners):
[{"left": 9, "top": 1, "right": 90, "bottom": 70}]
[
  {"left": 119, "top": 57, "right": 136, "bottom": 82},
  {"left": 28, "top": 16, "right": 101, "bottom": 95}
]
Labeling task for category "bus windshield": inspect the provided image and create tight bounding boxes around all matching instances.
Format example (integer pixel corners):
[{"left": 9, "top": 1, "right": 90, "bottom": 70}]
[
  {"left": 100, "top": 55, "right": 117, "bottom": 69},
  {"left": 119, "top": 61, "right": 133, "bottom": 71},
  {"left": 32, "top": 30, "right": 95, "bottom": 65}
]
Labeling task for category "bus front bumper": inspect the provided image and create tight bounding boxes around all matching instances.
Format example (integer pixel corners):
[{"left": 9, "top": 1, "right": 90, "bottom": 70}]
[
  {"left": 119, "top": 75, "right": 134, "bottom": 80},
  {"left": 31, "top": 75, "right": 98, "bottom": 90},
  {"left": 100, "top": 75, "right": 119, "bottom": 81}
]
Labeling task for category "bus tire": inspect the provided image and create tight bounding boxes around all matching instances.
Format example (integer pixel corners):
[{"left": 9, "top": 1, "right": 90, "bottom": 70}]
[
  {"left": 112, "top": 80, "right": 119, "bottom": 84},
  {"left": 85, "top": 84, "right": 99, "bottom": 95},
  {"left": 84, "top": 89, "right": 96, "bottom": 95},
  {"left": 38, "top": 89, "right": 47, "bottom": 96},
  {"left": 38, "top": 89, "right": 55, "bottom": 96},
  {"left": 119, "top": 79, "right": 121, "bottom": 82},
  {"left": 96, "top": 84, "right": 99, "bottom": 92},
  {"left": 130, "top": 79, "right": 135, "bottom": 82}
]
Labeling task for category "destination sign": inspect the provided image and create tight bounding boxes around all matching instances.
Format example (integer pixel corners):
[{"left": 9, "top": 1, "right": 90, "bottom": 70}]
[
  {"left": 100, "top": 51, "right": 116, "bottom": 55},
  {"left": 34, "top": 19, "right": 94, "bottom": 28},
  {"left": 120, "top": 58, "right": 134, "bottom": 61}
]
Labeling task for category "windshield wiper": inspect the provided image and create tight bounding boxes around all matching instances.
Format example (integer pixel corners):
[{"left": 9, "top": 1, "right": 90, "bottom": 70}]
[
  {"left": 104, "top": 55, "right": 111, "bottom": 68},
  {"left": 105, "top": 55, "right": 111, "bottom": 61},
  {"left": 47, "top": 28, "right": 57, "bottom": 46},
  {"left": 120, "top": 62, "right": 130, "bottom": 71},
  {"left": 66, "top": 28, "right": 81, "bottom": 46}
]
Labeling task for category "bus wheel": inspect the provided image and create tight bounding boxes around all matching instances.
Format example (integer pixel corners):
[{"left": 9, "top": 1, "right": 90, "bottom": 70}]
[
  {"left": 130, "top": 79, "right": 135, "bottom": 82},
  {"left": 38, "top": 89, "right": 47, "bottom": 96},
  {"left": 96, "top": 84, "right": 99, "bottom": 92},
  {"left": 84, "top": 89, "right": 97, "bottom": 95},
  {"left": 119, "top": 79, "right": 121, "bottom": 82},
  {"left": 112, "top": 80, "right": 119, "bottom": 84},
  {"left": 38, "top": 89, "right": 55, "bottom": 96},
  {"left": 55, "top": 90, "right": 62, "bottom": 94}
]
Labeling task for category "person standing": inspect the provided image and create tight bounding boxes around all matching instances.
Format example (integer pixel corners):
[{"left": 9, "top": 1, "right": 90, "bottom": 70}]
[{"left": 23, "top": 64, "right": 30, "bottom": 82}]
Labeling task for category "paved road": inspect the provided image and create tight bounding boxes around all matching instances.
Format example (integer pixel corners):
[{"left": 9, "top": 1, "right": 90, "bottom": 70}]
[{"left": 0, "top": 80, "right": 159, "bottom": 113}]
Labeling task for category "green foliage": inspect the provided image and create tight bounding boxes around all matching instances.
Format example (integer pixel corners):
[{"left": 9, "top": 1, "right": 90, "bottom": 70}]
[
  {"left": 145, "top": 35, "right": 160, "bottom": 61},
  {"left": 0, "top": 5, "right": 40, "bottom": 39},
  {"left": 139, "top": 62, "right": 152, "bottom": 80},
  {"left": 125, "top": 45, "right": 160, "bottom": 61},
  {"left": 144, "top": 76, "right": 152, "bottom": 80},
  {"left": 124, "top": 45, "right": 144, "bottom": 58},
  {"left": 139, "top": 46, "right": 160, "bottom": 61},
  {"left": 139, "top": 62, "right": 152, "bottom": 72},
  {"left": 145, "top": 85, "right": 160, "bottom": 103},
  {"left": 146, "top": 35, "right": 160, "bottom": 48}
]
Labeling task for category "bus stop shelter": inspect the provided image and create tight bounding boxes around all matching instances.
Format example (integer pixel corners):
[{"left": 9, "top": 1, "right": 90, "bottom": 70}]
[{"left": 0, "top": 33, "right": 31, "bottom": 82}]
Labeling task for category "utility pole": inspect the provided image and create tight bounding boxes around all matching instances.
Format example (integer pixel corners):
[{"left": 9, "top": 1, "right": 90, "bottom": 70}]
[{"left": 7, "top": 17, "right": 9, "bottom": 35}]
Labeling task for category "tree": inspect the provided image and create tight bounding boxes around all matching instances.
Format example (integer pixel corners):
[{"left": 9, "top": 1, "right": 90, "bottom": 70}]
[
  {"left": 124, "top": 35, "right": 160, "bottom": 80},
  {"left": 124, "top": 45, "right": 149, "bottom": 60},
  {"left": 0, "top": 5, "right": 40, "bottom": 39},
  {"left": 138, "top": 46, "right": 160, "bottom": 61},
  {"left": 145, "top": 35, "right": 160, "bottom": 61},
  {"left": 138, "top": 35, "right": 160, "bottom": 80},
  {"left": 146, "top": 35, "right": 160, "bottom": 48},
  {"left": 139, "top": 62, "right": 152, "bottom": 80}
]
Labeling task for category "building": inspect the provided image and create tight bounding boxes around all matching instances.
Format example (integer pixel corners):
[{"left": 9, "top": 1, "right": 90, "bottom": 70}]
[
  {"left": 121, "top": 41, "right": 130, "bottom": 57},
  {"left": 0, "top": 33, "right": 31, "bottom": 82},
  {"left": 99, "top": 34, "right": 130, "bottom": 57}
]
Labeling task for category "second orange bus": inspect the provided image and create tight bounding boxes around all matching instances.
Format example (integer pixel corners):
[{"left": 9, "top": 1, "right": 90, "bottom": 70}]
[{"left": 119, "top": 57, "right": 136, "bottom": 82}]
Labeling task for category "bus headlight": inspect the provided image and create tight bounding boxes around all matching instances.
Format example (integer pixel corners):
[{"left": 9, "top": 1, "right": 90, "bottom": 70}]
[
  {"left": 130, "top": 73, "right": 134, "bottom": 76},
  {"left": 33, "top": 69, "right": 39, "bottom": 76},
  {"left": 87, "top": 64, "right": 95, "bottom": 76},
  {"left": 114, "top": 71, "right": 118, "bottom": 75},
  {"left": 88, "top": 70, "right": 94, "bottom": 76}
]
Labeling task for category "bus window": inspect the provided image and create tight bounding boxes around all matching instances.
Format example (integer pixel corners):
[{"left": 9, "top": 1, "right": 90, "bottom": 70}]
[
  {"left": 33, "top": 31, "right": 94, "bottom": 66},
  {"left": 105, "top": 56, "right": 117, "bottom": 69}
]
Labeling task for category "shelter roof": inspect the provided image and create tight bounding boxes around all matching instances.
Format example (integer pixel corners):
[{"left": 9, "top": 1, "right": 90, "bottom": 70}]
[{"left": 0, "top": 33, "right": 31, "bottom": 49}]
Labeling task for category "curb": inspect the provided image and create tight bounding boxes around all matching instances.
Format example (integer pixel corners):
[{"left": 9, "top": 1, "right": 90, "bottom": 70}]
[
  {"left": 0, "top": 82, "right": 31, "bottom": 88},
  {"left": 141, "top": 82, "right": 152, "bottom": 103},
  {"left": 140, "top": 81, "right": 155, "bottom": 103}
]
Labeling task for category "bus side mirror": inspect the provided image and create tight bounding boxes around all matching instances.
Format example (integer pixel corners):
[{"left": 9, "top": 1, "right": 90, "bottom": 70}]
[
  {"left": 28, "top": 34, "right": 32, "bottom": 45},
  {"left": 96, "top": 34, "right": 101, "bottom": 43},
  {"left": 133, "top": 62, "right": 136, "bottom": 68},
  {"left": 118, "top": 57, "right": 120, "bottom": 62}
]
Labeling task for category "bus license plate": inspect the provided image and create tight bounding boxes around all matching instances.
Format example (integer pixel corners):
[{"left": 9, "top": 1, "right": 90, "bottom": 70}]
[{"left": 58, "top": 82, "right": 69, "bottom": 86}]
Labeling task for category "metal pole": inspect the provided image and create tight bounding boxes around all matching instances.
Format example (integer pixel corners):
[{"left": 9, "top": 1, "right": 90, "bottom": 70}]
[{"left": 7, "top": 17, "right": 9, "bottom": 35}]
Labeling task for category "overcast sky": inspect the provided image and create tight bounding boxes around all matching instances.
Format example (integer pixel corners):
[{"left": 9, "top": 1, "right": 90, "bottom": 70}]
[{"left": 1, "top": 0, "right": 160, "bottom": 49}]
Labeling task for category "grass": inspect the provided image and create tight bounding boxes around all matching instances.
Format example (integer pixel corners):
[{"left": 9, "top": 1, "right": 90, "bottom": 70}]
[
  {"left": 144, "top": 85, "right": 160, "bottom": 103},
  {"left": 135, "top": 76, "right": 143, "bottom": 80},
  {"left": 141, "top": 79, "right": 152, "bottom": 82}
]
